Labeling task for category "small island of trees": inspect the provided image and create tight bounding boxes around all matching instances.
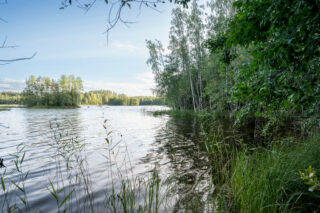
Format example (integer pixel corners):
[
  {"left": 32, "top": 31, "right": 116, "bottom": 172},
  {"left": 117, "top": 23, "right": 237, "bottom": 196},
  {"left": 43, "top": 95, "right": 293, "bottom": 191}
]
[{"left": 22, "top": 75, "right": 83, "bottom": 107}]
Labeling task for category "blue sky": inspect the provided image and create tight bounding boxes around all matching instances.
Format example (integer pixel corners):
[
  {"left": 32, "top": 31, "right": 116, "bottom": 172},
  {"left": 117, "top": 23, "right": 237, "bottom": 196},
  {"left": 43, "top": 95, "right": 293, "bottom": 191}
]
[{"left": 0, "top": 0, "right": 174, "bottom": 96}]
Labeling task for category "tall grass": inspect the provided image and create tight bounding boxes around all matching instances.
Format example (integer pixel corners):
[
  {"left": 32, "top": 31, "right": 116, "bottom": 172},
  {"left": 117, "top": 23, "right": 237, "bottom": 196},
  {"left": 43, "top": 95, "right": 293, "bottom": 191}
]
[
  {"left": 221, "top": 134, "right": 320, "bottom": 213},
  {"left": 0, "top": 146, "right": 29, "bottom": 212}
]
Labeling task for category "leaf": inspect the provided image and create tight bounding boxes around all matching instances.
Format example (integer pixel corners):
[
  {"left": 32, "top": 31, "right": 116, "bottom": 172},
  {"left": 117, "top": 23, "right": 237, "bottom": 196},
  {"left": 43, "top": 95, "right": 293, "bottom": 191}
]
[
  {"left": 20, "top": 152, "right": 26, "bottom": 164},
  {"left": 59, "top": 189, "right": 74, "bottom": 208},
  {"left": 50, "top": 191, "right": 58, "bottom": 201},
  {"left": 12, "top": 181, "right": 24, "bottom": 193},
  {"left": 1, "top": 177, "right": 5, "bottom": 191},
  {"left": 48, "top": 179, "right": 57, "bottom": 199},
  {"left": 308, "top": 186, "right": 314, "bottom": 192},
  {"left": 58, "top": 187, "right": 65, "bottom": 193},
  {"left": 25, "top": 171, "right": 30, "bottom": 179},
  {"left": 105, "top": 138, "right": 109, "bottom": 144},
  {"left": 14, "top": 160, "right": 20, "bottom": 172},
  {"left": 19, "top": 196, "right": 27, "bottom": 205}
]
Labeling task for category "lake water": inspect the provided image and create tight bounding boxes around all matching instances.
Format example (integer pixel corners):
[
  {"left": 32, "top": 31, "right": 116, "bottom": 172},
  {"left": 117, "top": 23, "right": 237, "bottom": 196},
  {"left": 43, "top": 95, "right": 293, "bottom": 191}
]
[{"left": 0, "top": 106, "right": 212, "bottom": 212}]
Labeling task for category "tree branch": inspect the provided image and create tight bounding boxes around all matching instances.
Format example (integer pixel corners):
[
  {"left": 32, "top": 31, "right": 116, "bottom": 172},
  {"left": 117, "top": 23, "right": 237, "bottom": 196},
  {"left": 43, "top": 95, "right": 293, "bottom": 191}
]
[{"left": 0, "top": 52, "right": 37, "bottom": 64}]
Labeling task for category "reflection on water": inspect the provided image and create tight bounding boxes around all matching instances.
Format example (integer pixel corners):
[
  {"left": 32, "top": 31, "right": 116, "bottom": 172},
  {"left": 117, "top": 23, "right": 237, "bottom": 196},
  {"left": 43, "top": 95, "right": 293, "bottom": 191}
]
[{"left": 0, "top": 106, "right": 221, "bottom": 212}]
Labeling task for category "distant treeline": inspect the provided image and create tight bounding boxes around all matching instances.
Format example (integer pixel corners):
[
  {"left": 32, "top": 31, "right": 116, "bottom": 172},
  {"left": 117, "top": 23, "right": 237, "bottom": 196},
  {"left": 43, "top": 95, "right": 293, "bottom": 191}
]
[
  {"left": 0, "top": 92, "right": 21, "bottom": 104},
  {"left": 81, "top": 90, "right": 165, "bottom": 106},
  {"left": 0, "top": 75, "right": 165, "bottom": 107}
]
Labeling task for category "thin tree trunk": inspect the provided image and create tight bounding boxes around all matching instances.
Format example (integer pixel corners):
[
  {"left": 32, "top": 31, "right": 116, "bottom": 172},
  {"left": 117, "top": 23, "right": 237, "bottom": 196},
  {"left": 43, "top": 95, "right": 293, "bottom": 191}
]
[{"left": 187, "top": 66, "right": 197, "bottom": 112}]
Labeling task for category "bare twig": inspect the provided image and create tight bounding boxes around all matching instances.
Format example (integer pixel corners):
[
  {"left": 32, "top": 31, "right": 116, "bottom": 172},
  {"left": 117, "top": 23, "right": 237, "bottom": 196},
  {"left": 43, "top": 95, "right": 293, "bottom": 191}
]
[
  {"left": 0, "top": 0, "right": 8, "bottom": 6},
  {"left": 1, "top": 36, "right": 19, "bottom": 48},
  {"left": 61, "top": 0, "right": 166, "bottom": 42},
  {"left": 0, "top": 36, "right": 36, "bottom": 64},
  {"left": 0, "top": 52, "right": 37, "bottom": 63},
  {"left": 0, "top": 17, "right": 7, "bottom": 23}
]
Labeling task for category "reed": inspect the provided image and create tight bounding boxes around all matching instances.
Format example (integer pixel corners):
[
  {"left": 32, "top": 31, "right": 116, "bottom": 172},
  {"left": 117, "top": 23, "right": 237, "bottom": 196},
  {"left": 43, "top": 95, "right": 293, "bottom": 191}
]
[{"left": 218, "top": 134, "right": 320, "bottom": 213}]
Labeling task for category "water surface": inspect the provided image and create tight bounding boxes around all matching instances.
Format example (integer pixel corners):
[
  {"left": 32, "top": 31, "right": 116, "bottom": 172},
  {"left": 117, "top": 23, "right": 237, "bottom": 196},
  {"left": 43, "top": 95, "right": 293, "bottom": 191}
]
[{"left": 0, "top": 106, "right": 211, "bottom": 212}]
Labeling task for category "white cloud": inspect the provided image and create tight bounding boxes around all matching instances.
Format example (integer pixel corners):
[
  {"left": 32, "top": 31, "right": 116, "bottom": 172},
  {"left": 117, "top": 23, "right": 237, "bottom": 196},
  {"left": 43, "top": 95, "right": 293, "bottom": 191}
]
[
  {"left": 110, "top": 41, "right": 148, "bottom": 56},
  {"left": 33, "top": 41, "right": 148, "bottom": 61},
  {"left": 0, "top": 79, "right": 25, "bottom": 92},
  {"left": 84, "top": 72, "right": 155, "bottom": 96}
]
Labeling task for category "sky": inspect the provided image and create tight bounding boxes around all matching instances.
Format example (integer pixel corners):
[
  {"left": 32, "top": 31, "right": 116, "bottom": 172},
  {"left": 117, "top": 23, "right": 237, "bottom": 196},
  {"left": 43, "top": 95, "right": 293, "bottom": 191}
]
[{"left": 0, "top": 0, "right": 175, "bottom": 96}]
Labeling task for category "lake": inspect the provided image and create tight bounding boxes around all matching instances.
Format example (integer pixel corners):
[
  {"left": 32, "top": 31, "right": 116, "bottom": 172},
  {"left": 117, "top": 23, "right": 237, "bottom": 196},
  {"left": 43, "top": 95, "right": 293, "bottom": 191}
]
[{"left": 0, "top": 106, "right": 213, "bottom": 212}]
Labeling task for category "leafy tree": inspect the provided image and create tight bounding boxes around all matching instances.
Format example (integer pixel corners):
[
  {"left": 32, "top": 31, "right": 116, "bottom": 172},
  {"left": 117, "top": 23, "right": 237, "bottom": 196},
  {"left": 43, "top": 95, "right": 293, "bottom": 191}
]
[{"left": 147, "top": 0, "right": 236, "bottom": 111}]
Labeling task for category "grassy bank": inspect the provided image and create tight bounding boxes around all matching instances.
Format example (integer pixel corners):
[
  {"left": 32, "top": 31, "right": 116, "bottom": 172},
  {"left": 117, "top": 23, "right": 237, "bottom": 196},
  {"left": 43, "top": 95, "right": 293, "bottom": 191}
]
[{"left": 218, "top": 134, "right": 320, "bottom": 212}]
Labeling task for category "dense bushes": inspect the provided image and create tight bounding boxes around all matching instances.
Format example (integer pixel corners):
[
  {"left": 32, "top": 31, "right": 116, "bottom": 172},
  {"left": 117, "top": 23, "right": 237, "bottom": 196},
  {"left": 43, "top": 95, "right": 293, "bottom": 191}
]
[{"left": 207, "top": 0, "right": 320, "bottom": 128}]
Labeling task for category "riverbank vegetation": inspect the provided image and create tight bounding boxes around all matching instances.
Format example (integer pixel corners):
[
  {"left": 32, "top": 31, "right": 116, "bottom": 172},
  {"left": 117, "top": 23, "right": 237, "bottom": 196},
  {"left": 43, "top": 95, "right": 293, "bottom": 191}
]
[
  {"left": 146, "top": 0, "right": 320, "bottom": 135},
  {"left": 147, "top": 0, "right": 320, "bottom": 211}
]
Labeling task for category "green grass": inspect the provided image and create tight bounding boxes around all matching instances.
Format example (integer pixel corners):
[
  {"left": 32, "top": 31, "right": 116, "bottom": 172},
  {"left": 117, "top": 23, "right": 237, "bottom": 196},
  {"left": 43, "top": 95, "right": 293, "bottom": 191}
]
[{"left": 221, "top": 134, "right": 320, "bottom": 213}]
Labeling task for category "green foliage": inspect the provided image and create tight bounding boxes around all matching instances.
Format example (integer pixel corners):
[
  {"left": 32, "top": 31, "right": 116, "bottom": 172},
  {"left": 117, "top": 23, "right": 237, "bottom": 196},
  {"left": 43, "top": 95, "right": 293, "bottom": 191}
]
[
  {"left": 147, "top": 0, "right": 241, "bottom": 113},
  {"left": 207, "top": 0, "right": 320, "bottom": 127},
  {"left": 22, "top": 75, "right": 83, "bottom": 107},
  {"left": 147, "top": 0, "right": 218, "bottom": 111}
]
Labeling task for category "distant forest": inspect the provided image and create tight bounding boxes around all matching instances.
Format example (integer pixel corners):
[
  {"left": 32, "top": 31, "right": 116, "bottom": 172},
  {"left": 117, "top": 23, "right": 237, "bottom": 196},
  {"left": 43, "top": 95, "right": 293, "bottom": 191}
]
[
  {"left": 81, "top": 91, "right": 164, "bottom": 106},
  {"left": 0, "top": 92, "right": 21, "bottom": 105},
  {"left": 0, "top": 75, "right": 164, "bottom": 107}
]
